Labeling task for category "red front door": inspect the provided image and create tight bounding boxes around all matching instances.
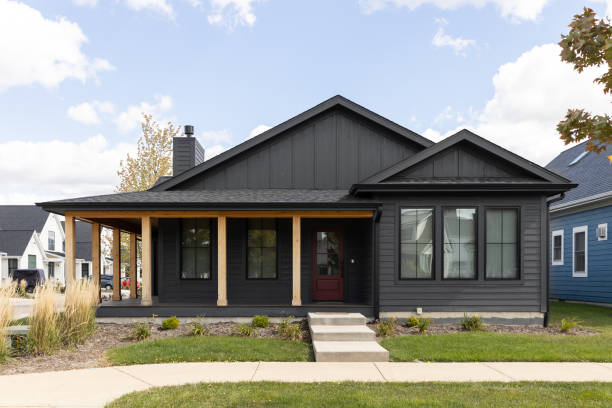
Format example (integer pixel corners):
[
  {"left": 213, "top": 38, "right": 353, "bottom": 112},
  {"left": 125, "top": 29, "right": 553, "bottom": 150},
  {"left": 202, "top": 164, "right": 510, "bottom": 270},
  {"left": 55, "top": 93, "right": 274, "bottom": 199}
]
[{"left": 312, "top": 230, "right": 344, "bottom": 301}]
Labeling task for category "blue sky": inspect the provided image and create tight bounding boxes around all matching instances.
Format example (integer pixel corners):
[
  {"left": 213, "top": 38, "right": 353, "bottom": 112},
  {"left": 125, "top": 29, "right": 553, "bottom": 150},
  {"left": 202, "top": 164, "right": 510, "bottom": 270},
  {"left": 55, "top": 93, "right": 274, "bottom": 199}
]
[{"left": 0, "top": 0, "right": 610, "bottom": 204}]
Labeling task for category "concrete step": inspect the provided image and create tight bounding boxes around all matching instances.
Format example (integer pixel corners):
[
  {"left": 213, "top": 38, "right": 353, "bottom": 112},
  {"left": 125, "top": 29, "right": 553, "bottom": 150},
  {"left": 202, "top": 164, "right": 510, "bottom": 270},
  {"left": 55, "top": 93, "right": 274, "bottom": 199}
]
[
  {"left": 312, "top": 341, "right": 389, "bottom": 362},
  {"left": 310, "top": 325, "right": 376, "bottom": 341},
  {"left": 307, "top": 312, "right": 366, "bottom": 326}
]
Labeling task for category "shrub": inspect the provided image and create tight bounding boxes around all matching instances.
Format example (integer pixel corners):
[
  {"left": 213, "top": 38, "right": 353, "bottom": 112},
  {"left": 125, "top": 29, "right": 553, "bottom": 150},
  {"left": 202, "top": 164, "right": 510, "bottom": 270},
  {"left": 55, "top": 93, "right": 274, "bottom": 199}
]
[
  {"left": 235, "top": 323, "right": 254, "bottom": 337},
  {"left": 252, "top": 315, "right": 270, "bottom": 328},
  {"left": 560, "top": 317, "right": 581, "bottom": 333},
  {"left": 131, "top": 322, "right": 151, "bottom": 341},
  {"left": 461, "top": 313, "right": 484, "bottom": 331},
  {"left": 406, "top": 316, "right": 420, "bottom": 328},
  {"left": 376, "top": 317, "right": 397, "bottom": 337},
  {"left": 27, "top": 284, "right": 61, "bottom": 354},
  {"left": 277, "top": 316, "right": 303, "bottom": 341},
  {"left": 59, "top": 279, "right": 98, "bottom": 346},
  {"left": 161, "top": 316, "right": 180, "bottom": 330},
  {"left": 17, "top": 280, "right": 28, "bottom": 297},
  {"left": 0, "top": 282, "right": 16, "bottom": 361},
  {"left": 417, "top": 317, "right": 432, "bottom": 334},
  {"left": 190, "top": 320, "right": 208, "bottom": 336}
]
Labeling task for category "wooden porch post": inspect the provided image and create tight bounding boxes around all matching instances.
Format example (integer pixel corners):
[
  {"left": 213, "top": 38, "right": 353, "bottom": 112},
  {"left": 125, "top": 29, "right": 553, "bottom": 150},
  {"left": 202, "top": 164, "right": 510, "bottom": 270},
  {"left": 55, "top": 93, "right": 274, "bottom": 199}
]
[
  {"left": 129, "top": 232, "right": 137, "bottom": 299},
  {"left": 112, "top": 228, "right": 121, "bottom": 301},
  {"left": 292, "top": 215, "right": 301, "bottom": 306},
  {"left": 141, "top": 216, "right": 152, "bottom": 306},
  {"left": 91, "top": 222, "right": 101, "bottom": 302},
  {"left": 65, "top": 215, "right": 76, "bottom": 286},
  {"left": 217, "top": 216, "right": 227, "bottom": 306}
]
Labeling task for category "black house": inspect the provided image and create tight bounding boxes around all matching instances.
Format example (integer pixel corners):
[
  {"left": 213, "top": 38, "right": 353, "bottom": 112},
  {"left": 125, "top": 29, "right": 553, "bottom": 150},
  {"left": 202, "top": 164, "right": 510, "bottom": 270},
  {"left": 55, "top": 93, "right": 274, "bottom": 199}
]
[{"left": 38, "top": 96, "right": 575, "bottom": 324}]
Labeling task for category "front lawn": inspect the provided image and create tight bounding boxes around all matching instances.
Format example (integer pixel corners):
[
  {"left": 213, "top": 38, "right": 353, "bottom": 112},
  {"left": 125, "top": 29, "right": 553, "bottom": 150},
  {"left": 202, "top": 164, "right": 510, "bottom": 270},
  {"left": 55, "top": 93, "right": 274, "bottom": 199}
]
[
  {"left": 106, "top": 382, "right": 612, "bottom": 408},
  {"left": 382, "top": 301, "right": 612, "bottom": 362},
  {"left": 107, "top": 336, "right": 312, "bottom": 365}
]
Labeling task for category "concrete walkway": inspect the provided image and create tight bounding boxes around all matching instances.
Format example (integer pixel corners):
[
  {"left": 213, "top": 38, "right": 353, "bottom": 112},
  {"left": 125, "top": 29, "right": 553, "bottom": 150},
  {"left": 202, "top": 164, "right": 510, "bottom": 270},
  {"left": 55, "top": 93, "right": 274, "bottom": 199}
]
[{"left": 0, "top": 362, "right": 611, "bottom": 407}]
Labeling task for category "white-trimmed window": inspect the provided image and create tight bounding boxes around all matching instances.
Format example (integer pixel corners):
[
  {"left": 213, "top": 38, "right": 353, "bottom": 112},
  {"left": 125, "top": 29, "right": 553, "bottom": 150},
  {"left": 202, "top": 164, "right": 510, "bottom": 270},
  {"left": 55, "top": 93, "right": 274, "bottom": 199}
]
[
  {"left": 572, "top": 226, "right": 588, "bottom": 277},
  {"left": 551, "top": 229, "right": 564, "bottom": 266}
]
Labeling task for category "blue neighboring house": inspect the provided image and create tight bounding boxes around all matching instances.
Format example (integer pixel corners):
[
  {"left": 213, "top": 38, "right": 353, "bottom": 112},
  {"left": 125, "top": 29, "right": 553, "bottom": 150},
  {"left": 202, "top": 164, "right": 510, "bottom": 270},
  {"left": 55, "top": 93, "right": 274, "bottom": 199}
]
[{"left": 546, "top": 142, "right": 612, "bottom": 304}]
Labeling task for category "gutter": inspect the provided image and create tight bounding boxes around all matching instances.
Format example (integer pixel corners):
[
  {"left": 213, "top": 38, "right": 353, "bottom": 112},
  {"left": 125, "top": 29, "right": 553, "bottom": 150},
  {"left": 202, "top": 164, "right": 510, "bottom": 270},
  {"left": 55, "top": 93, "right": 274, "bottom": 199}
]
[
  {"left": 550, "top": 190, "right": 612, "bottom": 213},
  {"left": 544, "top": 193, "right": 565, "bottom": 327}
]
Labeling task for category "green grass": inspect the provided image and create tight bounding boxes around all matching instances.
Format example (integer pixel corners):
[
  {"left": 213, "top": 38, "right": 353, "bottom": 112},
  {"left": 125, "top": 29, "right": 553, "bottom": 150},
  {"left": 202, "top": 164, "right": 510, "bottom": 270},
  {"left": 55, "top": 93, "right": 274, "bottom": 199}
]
[
  {"left": 107, "top": 336, "right": 312, "bottom": 365},
  {"left": 8, "top": 317, "right": 28, "bottom": 326},
  {"left": 383, "top": 301, "right": 612, "bottom": 362},
  {"left": 106, "top": 382, "right": 612, "bottom": 408}
]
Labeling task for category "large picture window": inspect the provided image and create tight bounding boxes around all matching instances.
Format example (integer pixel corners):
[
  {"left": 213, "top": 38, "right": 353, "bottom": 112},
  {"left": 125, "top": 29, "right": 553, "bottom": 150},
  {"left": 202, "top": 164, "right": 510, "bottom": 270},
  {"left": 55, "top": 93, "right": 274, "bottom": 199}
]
[
  {"left": 247, "top": 219, "right": 277, "bottom": 279},
  {"left": 572, "top": 225, "right": 588, "bottom": 277},
  {"left": 485, "top": 208, "right": 519, "bottom": 279},
  {"left": 443, "top": 208, "right": 476, "bottom": 279},
  {"left": 400, "top": 208, "right": 434, "bottom": 279},
  {"left": 181, "top": 219, "right": 211, "bottom": 279}
]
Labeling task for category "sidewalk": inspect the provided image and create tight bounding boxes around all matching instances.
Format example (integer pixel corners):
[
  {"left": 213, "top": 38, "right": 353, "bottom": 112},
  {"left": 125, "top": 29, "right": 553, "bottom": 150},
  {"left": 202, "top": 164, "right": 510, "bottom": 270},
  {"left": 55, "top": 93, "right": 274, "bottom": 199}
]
[{"left": 1, "top": 362, "right": 611, "bottom": 408}]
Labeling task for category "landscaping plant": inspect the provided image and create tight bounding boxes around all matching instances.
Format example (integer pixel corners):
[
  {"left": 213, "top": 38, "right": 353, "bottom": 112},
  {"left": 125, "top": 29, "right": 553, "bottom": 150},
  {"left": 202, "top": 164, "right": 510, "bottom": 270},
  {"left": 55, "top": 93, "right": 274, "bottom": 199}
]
[
  {"left": 161, "top": 316, "right": 180, "bottom": 330},
  {"left": 252, "top": 315, "right": 269, "bottom": 328},
  {"left": 27, "top": 284, "right": 61, "bottom": 354},
  {"left": 17, "top": 280, "right": 28, "bottom": 297},
  {"left": 0, "top": 282, "right": 16, "bottom": 361},
  {"left": 235, "top": 323, "right": 254, "bottom": 337},
  {"left": 461, "top": 313, "right": 485, "bottom": 331},
  {"left": 190, "top": 320, "right": 208, "bottom": 336},
  {"left": 60, "top": 279, "right": 99, "bottom": 346},
  {"left": 131, "top": 322, "right": 151, "bottom": 341},
  {"left": 277, "top": 316, "right": 303, "bottom": 341},
  {"left": 376, "top": 317, "right": 397, "bottom": 337},
  {"left": 406, "top": 316, "right": 420, "bottom": 328},
  {"left": 417, "top": 317, "right": 432, "bottom": 334},
  {"left": 560, "top": 317, "right": 581, "bottom": 333}
]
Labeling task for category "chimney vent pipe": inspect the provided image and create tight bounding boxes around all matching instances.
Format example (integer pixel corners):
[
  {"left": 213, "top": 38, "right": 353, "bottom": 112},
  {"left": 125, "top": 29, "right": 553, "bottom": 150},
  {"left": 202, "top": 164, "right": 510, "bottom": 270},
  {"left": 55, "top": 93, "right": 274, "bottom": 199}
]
[{"left": 184, "top": 125, "right": 194, "bottom": 137}]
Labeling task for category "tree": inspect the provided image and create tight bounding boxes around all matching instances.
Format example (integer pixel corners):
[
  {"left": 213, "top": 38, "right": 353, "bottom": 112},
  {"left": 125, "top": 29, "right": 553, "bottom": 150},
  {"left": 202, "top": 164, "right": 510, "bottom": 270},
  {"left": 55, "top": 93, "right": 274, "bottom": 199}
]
[
  {"left": 557, "top": 7, "right": 612, "bottom": 154},
  {"left": 105, "top": 114, "right": 181, "bottom": 276}
]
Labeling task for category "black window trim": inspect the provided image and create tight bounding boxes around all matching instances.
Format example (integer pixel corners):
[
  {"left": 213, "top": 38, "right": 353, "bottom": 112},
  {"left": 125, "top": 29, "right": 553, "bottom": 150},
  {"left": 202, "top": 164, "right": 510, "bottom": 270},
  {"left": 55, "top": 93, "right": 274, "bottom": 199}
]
[
  {"left": 179, "top": 218, "right": 213, "bottom": 281},
  {"left": 484, "top": 206, "right": 521, "bottom": 281},
  {"left": 246, "top": 218, "right": 279, "bottom": 280},
  {"left": 398, "top": 206, "right": 435, "bottom": 281},
  {"left": 441, "top": 206, "right": 478, "bottom": 281}
]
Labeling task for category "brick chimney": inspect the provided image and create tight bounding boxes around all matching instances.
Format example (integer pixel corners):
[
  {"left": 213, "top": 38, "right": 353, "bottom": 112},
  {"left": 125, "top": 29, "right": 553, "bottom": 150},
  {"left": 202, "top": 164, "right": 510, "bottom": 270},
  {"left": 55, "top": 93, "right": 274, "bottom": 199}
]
[{"left": 173, "top": 125, "right": 204, "bottom": 175}]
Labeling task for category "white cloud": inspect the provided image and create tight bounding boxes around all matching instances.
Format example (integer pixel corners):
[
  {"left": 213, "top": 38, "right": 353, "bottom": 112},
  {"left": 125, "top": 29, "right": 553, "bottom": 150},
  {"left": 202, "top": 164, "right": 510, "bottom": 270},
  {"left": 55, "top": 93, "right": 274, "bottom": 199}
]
[
  {"left": 73, "top": 0, "right": 98, "bottom": 6},
  {"left": 423, "top": 43, "right": 610, "bottom": 165},
  {"left": 67, "top": 101, "right": 115, "bottom": 125},
  {"left": 122, "top": 0, "right": 175, "bottom": 17},
  {"left": 199, "top": 129, "right": 233, "bottom": 145},
  {"left": 115, "top": 95, "right": 173, "bottom": 133},
  {"left": 0, "top": 0, "right": 114, "bottom": 91},
  {"left": 359, "top": 0, "right": 550, "bottom": 22},
  {"left": 590, "top": 0, "right": 612, "bottom": 19},
  {"left": 203, "top": 144, "right": 229, "bottom": 160},
  {"left": 248, "top": 124, "right": 271, "bottom": 139},
  {"left": 208, "top": 0, "right": 259, "bottom": 29},
  {"left": 0, "top": 135, "right": 135, "bottom": 204},
  {"left": 432, "top": 19, "right": 475, "bottom": 56}
]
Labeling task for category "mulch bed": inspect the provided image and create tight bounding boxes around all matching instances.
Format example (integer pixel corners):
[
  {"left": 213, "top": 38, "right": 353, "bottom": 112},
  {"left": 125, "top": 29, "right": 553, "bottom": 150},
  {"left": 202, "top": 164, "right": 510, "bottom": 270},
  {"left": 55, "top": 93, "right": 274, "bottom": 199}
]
[
  {"left": 0, "top": 320, "right": 309, "bottom": 376},
  {"left": 367, "top": 322, "right": 600, "bottom": 337}
]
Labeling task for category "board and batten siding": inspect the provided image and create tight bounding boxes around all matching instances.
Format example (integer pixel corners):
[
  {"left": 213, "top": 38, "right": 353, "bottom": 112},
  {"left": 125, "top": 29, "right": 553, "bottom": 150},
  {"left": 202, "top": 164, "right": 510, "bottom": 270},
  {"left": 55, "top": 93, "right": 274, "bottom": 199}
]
[
  {"left": 550, "top": 205, "right": 612, "bottom": 303},
  {"left": 375, "top": 194, "right": 546, "bottom": 313},
  {"left": 171, "top": 108, "right": 423, "bottom": 190}
]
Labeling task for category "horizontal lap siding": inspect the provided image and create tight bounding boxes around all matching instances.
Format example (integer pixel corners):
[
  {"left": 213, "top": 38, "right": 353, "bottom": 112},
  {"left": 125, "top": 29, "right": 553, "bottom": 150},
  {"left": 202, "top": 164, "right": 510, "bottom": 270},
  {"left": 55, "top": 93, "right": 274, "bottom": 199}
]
[
  {"left": 376, "top": 194, "right": 545, "bottom": 312},
  {"left": 550, "top": 205, "right": 612, "bottom": 303}
]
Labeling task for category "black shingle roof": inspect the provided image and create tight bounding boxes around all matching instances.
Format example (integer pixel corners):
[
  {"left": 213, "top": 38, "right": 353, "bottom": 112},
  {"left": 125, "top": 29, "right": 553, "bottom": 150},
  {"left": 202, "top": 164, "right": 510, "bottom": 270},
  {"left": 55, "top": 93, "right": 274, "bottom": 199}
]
[
  {"left": 0, "top": 230, "right": 35, "bottom": 256},
  {"left": 0, "top": 205, "right": 49, "bottom": 232},
  {"left": 545, "top": 142, "right": 612, "bottom": 206}
]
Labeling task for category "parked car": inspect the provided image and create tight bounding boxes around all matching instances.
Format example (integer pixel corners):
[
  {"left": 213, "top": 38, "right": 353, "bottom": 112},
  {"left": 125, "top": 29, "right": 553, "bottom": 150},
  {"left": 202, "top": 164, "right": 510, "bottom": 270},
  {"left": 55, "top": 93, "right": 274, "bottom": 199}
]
[
  {"left": 11, "top": 269, "right": 45, "bottom": 292},
  {"left": 100, "top": 274, "right": 113, "bottom": 290}
]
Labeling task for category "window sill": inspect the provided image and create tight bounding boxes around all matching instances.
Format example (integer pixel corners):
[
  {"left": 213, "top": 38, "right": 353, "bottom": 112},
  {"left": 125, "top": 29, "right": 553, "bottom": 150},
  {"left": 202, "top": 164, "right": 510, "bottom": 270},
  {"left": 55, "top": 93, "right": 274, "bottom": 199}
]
[{"left": 392, "top": 279, "right": 526, "bottom": 286}]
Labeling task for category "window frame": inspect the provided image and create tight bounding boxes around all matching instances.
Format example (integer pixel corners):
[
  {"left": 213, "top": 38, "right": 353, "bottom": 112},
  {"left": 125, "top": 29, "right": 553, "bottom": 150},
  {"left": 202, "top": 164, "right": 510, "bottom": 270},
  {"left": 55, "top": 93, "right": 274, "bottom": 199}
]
[
  {"left": 48, "top": 231, "right": 55, "bottom": 251},
  {"left": 81, "top": 262, "right": 89, "bottom": 278},
  {"left": 551, "top": 229, "right": 564, "bottom": 266},
  {"left": 28, "top": 254, "right": 36, "bottom": 269},
  {"left": 48, "top": 262, "right": 55, "bottom": 278},
  {"left": 398, "top": 206, "right": 435, "bottom": 281},
  {"left": 572, "top": 225, "right": 588, "bottom": 278},
  {"left": 442, "top": 206, "right": 478, "bottom": 281},
  {"left": 484, "top": 207, "right": 520, "bottom": 280},
  {"left": 179, "top": 218, "right": 213, "bottom": 281},
  {"left": 8, "top": 258, "right": 18, "bottom": 277},
  {"left": 246, "top": 218, "right": 278, "bottom": 280}
]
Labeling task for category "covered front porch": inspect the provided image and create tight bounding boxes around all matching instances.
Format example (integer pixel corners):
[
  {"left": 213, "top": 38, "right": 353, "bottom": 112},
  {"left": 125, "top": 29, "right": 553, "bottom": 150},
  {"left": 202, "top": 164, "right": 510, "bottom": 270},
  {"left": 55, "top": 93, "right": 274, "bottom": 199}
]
[{"left": 62, "top": 209, "right": 376, "bottom": 318}]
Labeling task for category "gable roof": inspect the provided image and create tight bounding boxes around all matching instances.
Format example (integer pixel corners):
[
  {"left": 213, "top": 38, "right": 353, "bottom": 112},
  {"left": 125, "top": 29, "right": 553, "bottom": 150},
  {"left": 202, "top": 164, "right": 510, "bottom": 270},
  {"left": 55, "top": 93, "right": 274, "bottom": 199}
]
[
  {"left": 0, "top": 205, "right": 50, "bottom": 233},
  {"left": 351, "top": 129, "right": 574, "bottom": 194},
  {"left": 545, "top": 142, "right": 612, "bottom": 207},
  {"left": 151, "top": 95, "right": 433, "bottom": 191},
  {"left": 0, "top": 230, "right": 35, "bottom": 256}
]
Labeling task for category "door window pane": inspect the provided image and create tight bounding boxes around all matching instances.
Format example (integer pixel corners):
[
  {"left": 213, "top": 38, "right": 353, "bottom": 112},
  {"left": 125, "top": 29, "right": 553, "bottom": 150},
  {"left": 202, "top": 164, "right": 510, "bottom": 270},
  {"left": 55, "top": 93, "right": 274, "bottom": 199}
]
[
  {"left": 443, "top": 208, "right": 476, "bottom": 279},
  {"left": 180, "top": 219, "right": 211, "bottom": 279},
  {"left": 48, "top": 262, "right": 55, "bottom": 278},
  {"left": 316, "top": 232, "right": 341, "bottom": 276},
  {"left": 400, "top": 208, "right": 433, "bottom": 279},
  {"left": 485, "top": 208, "right": 519, "bottom": 279},
  {"left": 8, "top": 259, "right": 17, "bottom": 277},
  {"left": 247, "top": 219, "right": 277, "bottom": 279}
]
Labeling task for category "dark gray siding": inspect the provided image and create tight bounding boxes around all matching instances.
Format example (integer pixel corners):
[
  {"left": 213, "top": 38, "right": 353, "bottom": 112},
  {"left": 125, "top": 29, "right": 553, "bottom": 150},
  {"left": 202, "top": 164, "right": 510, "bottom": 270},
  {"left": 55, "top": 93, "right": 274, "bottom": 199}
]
[
  {"left": 300, "top": 218, "right": 373, "bottom": 305},
  {"left": 172, "top": 108, "right": 422, "bottom": 190},
  {"left": 375, "top": 194, "right": 546, "bottom": 312},
  {"left": 388, "top": 142, "right": 540, "bottom": 181},
  {"left": 173, "top": 137, "right": 205, "bottom": 176}
]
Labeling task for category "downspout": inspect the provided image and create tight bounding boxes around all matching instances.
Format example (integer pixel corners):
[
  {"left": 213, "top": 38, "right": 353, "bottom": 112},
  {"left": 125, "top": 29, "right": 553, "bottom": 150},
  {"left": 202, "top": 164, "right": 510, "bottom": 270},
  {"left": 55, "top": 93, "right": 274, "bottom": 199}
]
[{"left": 544, "top": 193, "right": 565, "bottom": 327}]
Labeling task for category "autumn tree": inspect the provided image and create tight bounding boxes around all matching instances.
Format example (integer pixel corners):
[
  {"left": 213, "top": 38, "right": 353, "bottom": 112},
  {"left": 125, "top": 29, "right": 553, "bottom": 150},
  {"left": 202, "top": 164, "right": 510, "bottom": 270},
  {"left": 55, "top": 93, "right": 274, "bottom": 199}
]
[{"left": 558, "top": 7, "right": 612, "bottom": 153}]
